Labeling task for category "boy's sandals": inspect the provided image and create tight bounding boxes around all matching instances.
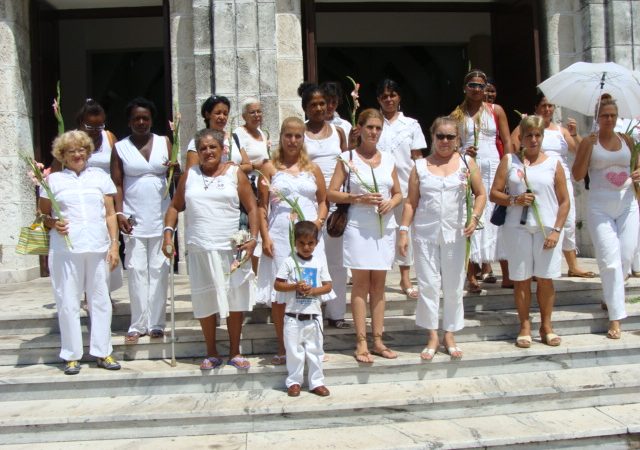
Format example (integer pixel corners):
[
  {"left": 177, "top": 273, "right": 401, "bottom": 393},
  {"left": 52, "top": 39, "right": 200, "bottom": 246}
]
[
  {"left": 271, "top": 354, "right": 286, "bottom": 365},
  {"left": 540, "top": 332, "right": 562, "bottom": 346},
  {"left": 515, "top": 335, "right": 532, "bottom": 348},
  {"left": 420, "top": 347, "right": 437, "bottom": 361},
  {"left": 607, "top": 329, "right": 621, "bottom": 340},
  {"left": 400, "top": 284, "right": 418, "bottom": 299},
  {"left": 200, "top": 356, "right": 223, "bottom": 370},
  {"left": 228, "top": 356, "right": 251, "bottom": 369}
]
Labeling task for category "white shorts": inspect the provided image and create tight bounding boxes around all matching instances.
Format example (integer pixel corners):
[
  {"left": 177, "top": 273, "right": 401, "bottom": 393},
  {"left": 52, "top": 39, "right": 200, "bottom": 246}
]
[{"left": 502, "top": 225, "right": 563, "bottom": 281}]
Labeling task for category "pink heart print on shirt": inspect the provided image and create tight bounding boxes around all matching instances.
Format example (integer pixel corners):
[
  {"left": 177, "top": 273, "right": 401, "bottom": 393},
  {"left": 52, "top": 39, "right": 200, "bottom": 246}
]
[{"left": 605, "top": 171, "right": 628, "bottom": 187}]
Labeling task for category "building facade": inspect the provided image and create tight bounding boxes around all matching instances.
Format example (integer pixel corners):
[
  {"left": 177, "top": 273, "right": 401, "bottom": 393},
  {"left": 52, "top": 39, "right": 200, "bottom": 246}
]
[{"left": 0, "top": 0, "right": 638, "bottom": 283}]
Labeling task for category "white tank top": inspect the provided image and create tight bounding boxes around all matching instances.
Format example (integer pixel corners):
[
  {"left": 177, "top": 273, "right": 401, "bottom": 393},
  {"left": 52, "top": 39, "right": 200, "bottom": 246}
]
[
  {"left": 505, "top": 154, "right": 560, "bottom": 229},
  {"left": 461, "top": 106, "right": 500, "bottom": 162},
  {"left": 588, "top": 134, "right": 634, "bottom": 194},
  {"left": 542, "top": 128, "right": 570, "bottom": 177},
  {"left": 232, "top": 126, "right": 269, "bottom": 163},
  {"left": 305, "top": 124, "right": 342, "bottom": 186},
  {"left": 115, "top": 134, "right": 170, "bottom": 237},
  {"left": 414, "top": 156, "right": 468, "bottom": 243},
  {"left": 87, "top": 130, "right": 112, "bottom": 174},
  {"left": 185, "top": 165, "right": 240, "bottom": 251}
]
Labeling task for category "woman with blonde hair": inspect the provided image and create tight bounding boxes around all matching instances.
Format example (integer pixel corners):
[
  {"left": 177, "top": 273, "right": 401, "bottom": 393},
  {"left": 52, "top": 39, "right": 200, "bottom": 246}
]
[
  {"left": 328, "top": 108, "right": 403, "bottom": 363},
  {"left": 41, "top": 130, "right": 121, "bottom": 374},
  {"left": 572, "top": 94, "right": 640, "bottom": 339},
  {"left": 256, "top": 116, "right": 329, "bottom": 365}
]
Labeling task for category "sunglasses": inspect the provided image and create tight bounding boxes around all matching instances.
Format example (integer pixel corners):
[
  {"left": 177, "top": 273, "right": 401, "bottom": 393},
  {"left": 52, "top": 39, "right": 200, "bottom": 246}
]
[
  {"left": 83, "top": 123, "right": 106, "bottom": 131},
  {"left": 435, "top": 134, "right": 457, "bottom": 141},
  {"left": 466, "top": 82, "right": 486, "bottom": 90}
]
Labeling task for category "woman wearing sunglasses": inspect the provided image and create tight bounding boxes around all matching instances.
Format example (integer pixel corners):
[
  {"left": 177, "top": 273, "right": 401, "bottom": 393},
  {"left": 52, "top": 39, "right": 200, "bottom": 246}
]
[
  {"left": 398, "top": 117, "right": 485, "bottom": 360},
  {"left": 451, "top": 69, "right": 512, "bottom": 293}
]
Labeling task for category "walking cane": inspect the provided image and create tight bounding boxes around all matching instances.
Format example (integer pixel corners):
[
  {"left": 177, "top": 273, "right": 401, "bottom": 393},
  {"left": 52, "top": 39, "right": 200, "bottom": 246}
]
[{"left": 165, "top": 243, "right": 177, "bottom": 368}]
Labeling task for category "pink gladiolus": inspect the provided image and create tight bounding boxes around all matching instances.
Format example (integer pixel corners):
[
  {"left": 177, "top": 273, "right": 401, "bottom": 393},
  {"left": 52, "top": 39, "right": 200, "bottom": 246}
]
[
  {"left": 168, "top": 120, "right": 175, "bottom": 132},
  {"left": 52, "top": 99, "right": 59, "bottom": 115}
]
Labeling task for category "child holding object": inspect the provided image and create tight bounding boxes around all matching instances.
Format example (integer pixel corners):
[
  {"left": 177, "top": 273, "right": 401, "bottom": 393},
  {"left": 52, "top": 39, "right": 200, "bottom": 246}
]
[{"left": 274, "top": 221, "right": 333, "bottom": 397}]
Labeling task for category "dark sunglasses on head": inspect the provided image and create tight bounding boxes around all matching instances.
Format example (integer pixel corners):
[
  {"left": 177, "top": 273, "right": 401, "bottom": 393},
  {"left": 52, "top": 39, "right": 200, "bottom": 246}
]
[
  {"left": 83, "top": 123, "right": 105, "bottom": 131},
  {"left": 435, "top": 133, "right": 457, "bottom": 141},
  {"left": 466, "top": 82, "right": 486, "bottom": 90}
]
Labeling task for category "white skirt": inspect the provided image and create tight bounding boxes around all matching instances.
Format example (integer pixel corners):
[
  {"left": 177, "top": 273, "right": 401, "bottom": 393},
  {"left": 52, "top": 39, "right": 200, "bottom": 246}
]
[
  {"left": 187, "top": 248, "right": 255, "bottom": 319},
  {"left": 343, "top": 223, "right": 396, "bottom": 270}
]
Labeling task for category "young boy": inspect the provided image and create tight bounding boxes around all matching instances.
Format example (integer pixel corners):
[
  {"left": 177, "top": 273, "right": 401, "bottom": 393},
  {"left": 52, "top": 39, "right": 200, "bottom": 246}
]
[{"left": 274, "top": 221, "right": 333, "bottom": 397}]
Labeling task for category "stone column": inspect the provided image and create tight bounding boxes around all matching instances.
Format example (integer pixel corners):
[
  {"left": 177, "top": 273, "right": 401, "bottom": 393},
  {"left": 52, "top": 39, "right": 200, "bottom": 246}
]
[
  {"left": 275, "top": 0, "right": 304, "bottom": 122},
  {"left": 0, "top": 1, "right": 40, "bottom": 283}
]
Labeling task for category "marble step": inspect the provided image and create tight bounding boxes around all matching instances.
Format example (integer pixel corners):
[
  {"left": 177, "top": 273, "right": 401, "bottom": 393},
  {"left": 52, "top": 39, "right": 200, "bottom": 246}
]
[
  {"left": 1, "top": 332, "right": 639, "bottom": 401},
  {"left": 2, "top": 302, "right": 639, "bottom": 365},
  {"left": 1, "top": 363, "right": 640, "bottom": 445},
  {"left": 8, "top": 404, "right": 638, "bottom": 449},
  {"left": 2, "top": 278, "right": 632, "bottom": 336}
]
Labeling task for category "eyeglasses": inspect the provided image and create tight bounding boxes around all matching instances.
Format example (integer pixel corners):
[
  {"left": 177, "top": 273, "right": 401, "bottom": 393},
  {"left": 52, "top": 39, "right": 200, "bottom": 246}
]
[
  {"left": 435, "top": 134, "right": 457, "bottom": 141},
  {"left": 466, "top": 82, "right": 486, "bottom": 90},
  {"left": 66, "top": 148, "right": 87, "bottom": 155},
  {"left": 247, "top": 110, "right": 262, "bottom": 116},
  {"left": 83, "top": 124, "right": 105, "bottom": 131}
]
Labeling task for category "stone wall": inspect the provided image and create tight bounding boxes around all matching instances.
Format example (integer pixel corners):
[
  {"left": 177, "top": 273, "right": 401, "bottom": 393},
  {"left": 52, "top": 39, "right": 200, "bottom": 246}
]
[{"left": 0, "top": 1, "right": 40, "bottom": 283}]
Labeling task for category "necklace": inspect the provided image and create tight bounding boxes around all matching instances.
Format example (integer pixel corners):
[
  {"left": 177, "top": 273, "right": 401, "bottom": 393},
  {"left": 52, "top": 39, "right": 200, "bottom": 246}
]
[{"left": 201, "top": 172, "right": 216, "bottom": 190}]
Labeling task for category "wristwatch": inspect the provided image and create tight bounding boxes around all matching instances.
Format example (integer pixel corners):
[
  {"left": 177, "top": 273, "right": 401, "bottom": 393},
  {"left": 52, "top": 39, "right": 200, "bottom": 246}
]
[
  {"left": 552, "top": 227, "right": 562, "bottom": 233},
  {"left": 398, "top": 225, "right": 410, "bottom": 232},
  {"left": 509, "top": 195, "right": 517, "bottom": 206}
]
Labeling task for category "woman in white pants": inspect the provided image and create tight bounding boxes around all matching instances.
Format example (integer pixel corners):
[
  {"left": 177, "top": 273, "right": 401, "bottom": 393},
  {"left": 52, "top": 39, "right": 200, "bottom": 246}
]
[
  {"left": 40, "top": 130, "right": 121, "bottom": 375},
  {"left": 111, "top": 97, "right": 177, "bottom": 344},
  {"left": 398, "top": 116, "right": 486, "bottom": 360},
  {"left": 572, "top": 95, "right": 640, "bottom": 339},
  {"left": 491, "top": 115, "right": 569, "bottom": 348}
]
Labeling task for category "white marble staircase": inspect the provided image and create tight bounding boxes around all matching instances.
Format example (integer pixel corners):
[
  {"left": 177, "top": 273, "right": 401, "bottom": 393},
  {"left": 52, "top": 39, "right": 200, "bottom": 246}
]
[{"left": 1, "top": 263, "right": 640, "bottom": 448}]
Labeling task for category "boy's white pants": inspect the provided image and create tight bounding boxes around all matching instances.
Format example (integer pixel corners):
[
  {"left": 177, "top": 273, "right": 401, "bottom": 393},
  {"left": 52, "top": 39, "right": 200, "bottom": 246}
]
[
  {"left": 49, "top": 251, "right": 113, "bottom": 361},
  {"left": 125, "top": 236, "right": 169, "bottom": 334},
  {"left": 587, "top": 193, "right": 639, "bottom": 321},
  {"left": 284, "top": 315, "right": 325, "bottom": 390},
  {"left": 413, "top": 235, "right": 465, "bottom": 332}
]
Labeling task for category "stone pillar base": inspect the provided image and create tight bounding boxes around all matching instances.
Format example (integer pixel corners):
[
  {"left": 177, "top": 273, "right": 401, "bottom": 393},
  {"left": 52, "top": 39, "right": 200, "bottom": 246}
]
[{"left": 0, "top": 266, "right": 41, "bottom": 284}]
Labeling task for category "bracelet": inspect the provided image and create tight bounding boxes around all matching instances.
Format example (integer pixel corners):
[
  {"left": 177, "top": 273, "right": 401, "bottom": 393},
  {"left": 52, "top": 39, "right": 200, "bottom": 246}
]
[
  {"left": 116, "top": 212, "right": 126, "bottom": 217},
  {"left": 110, "top": 238, "right": 119, "bottom": 246},
  {"left": 471, "top": 214, "right": 481, "bottom": 223},
  {"left": 163, "top": 226, "right": 175, "bottom": 234},
  {"left": 570, "top": 134, "right": 577, "bottom": 137},
  {"left": 398, "top": 225, "right": 410, "bottom": 232}
]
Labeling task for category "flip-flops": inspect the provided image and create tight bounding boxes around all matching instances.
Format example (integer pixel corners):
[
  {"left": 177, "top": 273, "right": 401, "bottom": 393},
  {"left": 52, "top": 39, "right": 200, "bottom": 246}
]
[
  {"left": 420, "top": 347, "right": 436, "bottom": 361},
  {"left": 540, "top": 333, "right": 562, "bottom": 346},
  {"left": 227, "top": 356, "right": 251, "bottom": 369},
  {"left": 200, "top": 356, "right": 223, "bottom": 370},
  {"left": 271, "top": 354, "right": 286, "bottom": 365}
]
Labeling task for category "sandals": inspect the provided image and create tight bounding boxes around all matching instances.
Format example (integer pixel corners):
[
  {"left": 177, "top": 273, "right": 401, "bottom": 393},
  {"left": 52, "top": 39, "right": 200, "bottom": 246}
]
[
  {"left": 149, "top": 329, "right": 164, "bottom": 339},
  {"left": 445, "top": 346, "right": 463, "bottom": 360},
  {"left": 515, "top": 335, "right": 532, "bottom": 348},
  {"left": 200, "top": 356, "right": 223, "bottom": 370},
  {"left": 354, "top": 351, "right": 374, "bottom": 364},
  {"left": 370, "top": 347, "right": 397, "bottom": 359},
  {"left": 227, "top": 356, "right": 251, "bottom": 369},
  {"left": 420, "top": 347, "right": 436, "bottom": 361},
  {"left": 466, "top": 280, "right": 482, "bottom": 294},
  {"left": 607, "top": 329, "right": 621, "bottom": 340},
  {"left": 480, "top": 272, "right": 497, "bottom": 284},
  {"left": 271, "top": 354, "right": 286, "bottom": 365},
  {"left": 400, "top": 285, "right": 419, "bottom": 299},
  {"left": 567, "top": 270, "right": 597, "bottom": 278},
  {"left": 327, "top": 319, "right": 351, "bottom": 329},
  {"left": 540, "top": 332, "right": 562, "bottom": 346},
  {"left": 125, "top": 331, "right": 142, "bottom": 345}
]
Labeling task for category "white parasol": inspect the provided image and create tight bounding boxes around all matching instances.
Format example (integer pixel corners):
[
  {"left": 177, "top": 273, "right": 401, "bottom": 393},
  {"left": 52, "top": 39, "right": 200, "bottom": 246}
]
[{"left": 538, "top": 62, "right": 640, "bottom": 119}]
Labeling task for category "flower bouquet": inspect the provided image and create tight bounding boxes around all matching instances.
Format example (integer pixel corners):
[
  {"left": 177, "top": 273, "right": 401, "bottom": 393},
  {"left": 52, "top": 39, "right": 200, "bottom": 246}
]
[
  {"left": 53, "top": 81, "right": 65, "bottom": 136},
  {"left": 345, "top": 76, "right": 360, "bottom": 128},
  {"left": 228, "top": 229, "right": 254, "bottom": 287}
]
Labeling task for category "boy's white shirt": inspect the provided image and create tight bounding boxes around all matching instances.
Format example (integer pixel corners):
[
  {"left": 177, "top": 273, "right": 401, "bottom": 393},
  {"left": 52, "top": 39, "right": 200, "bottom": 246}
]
[{"left": 275, "top": 254, "right": 332, "bottom": 315}]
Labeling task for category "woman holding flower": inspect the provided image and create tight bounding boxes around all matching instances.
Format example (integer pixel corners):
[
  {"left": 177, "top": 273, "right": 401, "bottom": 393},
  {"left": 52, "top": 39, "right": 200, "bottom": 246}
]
[
  {"left": 376, "top": 79, "right": 427, "bottom": 299},
  {"left": 299, "top": 82, "right": 350, "bottom": 329},
  {"left": 40, "top": 130, "right": 121, "bottom": 374},
  {"left": 185, "top": 95, "right": 252, "bottom": 171},
  {"left": 511, "top": 93, "right": 594, "bottom": 279},
  {"left": 398, "top": 117, "right": 486, "bottom": 360},
  {"left": 163, "top": 129, "right": 258, "bottom": 370},
  {"left": 572, "top": 94, "right": 640, "bottom": 339},
  {"left": 490, "top": 115, "right": 569, "bottom": 348},
  {"left": 328, "top": 108, "right": 403, "bottom": 363},
  {"left": 256, "top": 116, "right": 329, "bottom": 365},
  {"left": 111, "top": 97, "right": 176, "bottom": 344},
  {"left": 451, "top": 69, "right": 512, "bottom": 293}
]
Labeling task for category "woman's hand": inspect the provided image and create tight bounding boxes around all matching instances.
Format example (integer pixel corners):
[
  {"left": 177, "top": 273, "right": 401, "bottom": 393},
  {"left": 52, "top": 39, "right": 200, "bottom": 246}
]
[
  {"left": 106, "top": 245, "right": 120, "bottom": 271},
  {"left": 252, "top": 159, "right": 267, "bottom": 171},
  {"left": 262, "top": 236, "right": 274, "bottom": 258},
  {"left": 348, "top": 126, "right": 360, "bottom": 148},
  {"left": 54, "top": 219, "right": 69, "bottom": 236},
  {"left": 161, "top": 236, "right": 174, "bottom": 259},
  {"left": 163, "top": 160, "right": 180, "bottom": 170},
  {"left": 377, "top": 198, "right": 394, "bottom": 215},
  {"left": 543, "top": 229, "right": 560, "bottom": 250},
  {"left": 631, "top": 169, "right": 640, "bottom": 183},
  {"left": 117, "top": 214, "right": 133, "bottom": 234},
  {"left": 397, "top": 232, "right": 409, "bottom": 257},
  {"left": 463, "top": 219, "right": 478, "bottom": 237},
  {"left": 358, "top": 192, "right": 383, "bottom": 206},
  {"left": 238, "top": 238, "right": 257, "bottom": 259},
  {"left": 465, "top": 146, "right": 478, "bottom": 158},
  {"left": 566, "top": 118, "right": 578, "bottom": 137},
  {"left": 515, "top": 192, "right": 535, "bottom": 207}
]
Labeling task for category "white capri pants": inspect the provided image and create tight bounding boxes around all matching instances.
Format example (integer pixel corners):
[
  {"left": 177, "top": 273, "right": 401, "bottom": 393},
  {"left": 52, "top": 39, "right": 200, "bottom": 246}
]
[
  {"left": 323, "top": 228, "right": 348, "bottom": 321},
  {"left": 394, "top": 202, "right": 413, "bottom": 266},
  {"left": 587, "top": 193, "right": 639, "bottom": 321},
  {"left": 562, "top": 180, "right": 577, "bottom": 252},
  {"left": 502, "top": 226, "right": 563, "bottom": 281},
  {"left": 413, "top": 235, "right": 465, "bottom": 332},
  {"left": 125, "top": 235, "right": 170, "bottom": 334},
  {"left": 284, "top": 315, "right": 325, "bottom": 389},
  {"left": 49, "top": 251, "right": 113, "bottom": 361}
]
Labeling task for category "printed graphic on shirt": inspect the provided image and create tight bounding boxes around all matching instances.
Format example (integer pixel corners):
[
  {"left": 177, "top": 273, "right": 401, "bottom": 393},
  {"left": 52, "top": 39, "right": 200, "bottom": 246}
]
[{"left": 296, "top": 266, "right": 318, "bottom": 303}]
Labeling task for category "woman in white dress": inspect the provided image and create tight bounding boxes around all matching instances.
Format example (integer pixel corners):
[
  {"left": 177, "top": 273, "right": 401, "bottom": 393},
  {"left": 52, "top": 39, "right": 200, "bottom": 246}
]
[
  {"left": 328, "top": 108, "right": 403, "bottom": 363},
  {"left": 40, "top": 130, "right": 121, "bottom": 375},
  {"left": 491, "top": 115, "right": 569, "bottom": 348},
  {"left": 398, "top": 117, "right": 486, "bottom": 360},
  {"left": 185, "top": 95, "right": 251, "bottom": 171},
  {"left": 451, "top": 69, "right": 512, "bottom": 293},
  {"left": 111, "top": 97, "right": 176, "bottom": 344},
  {"left": 163, "top": 128, "right": 259, "bottom": 370},
  {"left": 511, "top": 93, "right": 594, "bottom": 278},
  {"left": 376, "top": 79, "right": 427, "bottom": 299},
  {"left": 299, "top": 82, "right": 349, "bottom": 328},
  {"left": 256, "top": 116, "right": 328, "bottom": 365},
  {"left": 572, "top": 95, "right": 640, "bottom": 339}
]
